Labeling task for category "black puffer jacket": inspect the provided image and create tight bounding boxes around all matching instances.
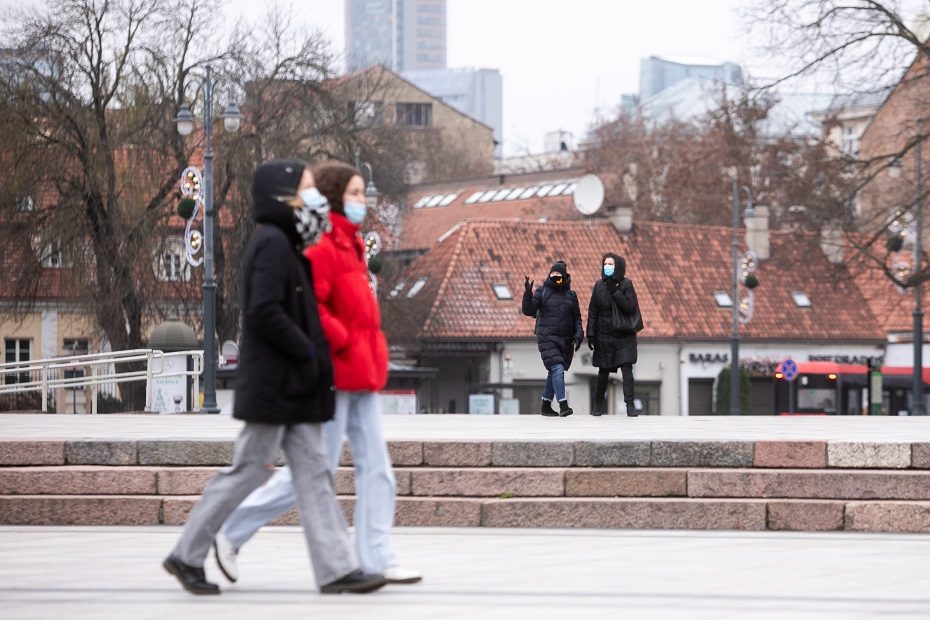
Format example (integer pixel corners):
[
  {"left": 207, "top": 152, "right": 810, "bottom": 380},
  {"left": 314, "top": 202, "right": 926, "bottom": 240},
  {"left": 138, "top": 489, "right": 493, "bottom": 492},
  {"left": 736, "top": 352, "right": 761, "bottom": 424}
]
[
  {"left": 586, "top": 254, "right": 641, "bottom": 368},
  {"left": 522, "top": 276, "right": 584, "bottom": 370},
  {"left": 233, "top": 164, "right": 335, "bottom": 426}
]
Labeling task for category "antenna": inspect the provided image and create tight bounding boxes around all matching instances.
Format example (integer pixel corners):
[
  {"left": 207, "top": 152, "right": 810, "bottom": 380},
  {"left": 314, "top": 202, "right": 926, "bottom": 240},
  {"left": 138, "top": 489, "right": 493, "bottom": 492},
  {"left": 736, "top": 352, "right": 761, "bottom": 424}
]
[{"left": 572, "top": 174, "right": 605, "bottom": 216}]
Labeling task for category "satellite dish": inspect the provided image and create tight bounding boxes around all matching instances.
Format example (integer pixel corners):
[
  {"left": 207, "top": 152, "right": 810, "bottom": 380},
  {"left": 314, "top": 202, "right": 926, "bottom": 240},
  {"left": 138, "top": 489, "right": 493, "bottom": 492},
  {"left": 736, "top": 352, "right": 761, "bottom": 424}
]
[{"left": 572, "top": 174, "right": 605, "bottom": 216}]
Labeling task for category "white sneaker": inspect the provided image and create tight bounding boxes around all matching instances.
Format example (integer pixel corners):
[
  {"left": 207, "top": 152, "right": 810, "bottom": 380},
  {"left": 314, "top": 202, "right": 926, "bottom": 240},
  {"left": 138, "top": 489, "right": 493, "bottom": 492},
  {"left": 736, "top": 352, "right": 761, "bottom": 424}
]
[
  {"left": 383, "top": 565, "right": 423, "bottom": 584},
  {"left": 213, "top": 532, "right": 239, "bottom": 583}
]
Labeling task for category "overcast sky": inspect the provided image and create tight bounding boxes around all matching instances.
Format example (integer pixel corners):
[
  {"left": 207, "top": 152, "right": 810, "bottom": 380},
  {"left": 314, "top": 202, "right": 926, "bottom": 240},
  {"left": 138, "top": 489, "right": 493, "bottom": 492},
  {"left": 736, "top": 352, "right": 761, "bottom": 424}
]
[
  {"left": 224, "top": 0, "right": 758, "bottom": 156},
  {"left": 0, "top": 0, "right": 775, "bottom": 155}
]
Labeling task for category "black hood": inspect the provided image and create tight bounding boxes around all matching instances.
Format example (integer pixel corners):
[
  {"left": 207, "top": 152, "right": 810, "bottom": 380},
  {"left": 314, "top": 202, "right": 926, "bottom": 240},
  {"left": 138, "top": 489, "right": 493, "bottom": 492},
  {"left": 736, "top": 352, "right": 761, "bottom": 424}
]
[
  {"left": 602, "top": 253, "right": 625, "bottom": 279},
  {"left": 252, "top": 159, "right": 305, "bottom": 245}
]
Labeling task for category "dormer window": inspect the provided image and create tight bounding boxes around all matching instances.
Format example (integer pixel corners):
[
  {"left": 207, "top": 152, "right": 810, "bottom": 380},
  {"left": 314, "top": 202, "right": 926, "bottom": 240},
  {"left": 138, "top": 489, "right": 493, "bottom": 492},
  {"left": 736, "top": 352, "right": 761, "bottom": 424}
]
[
  {"left": 792, "top": 291, "right": 812, "bottom": 308},
  {"left": 713, "top": 291, "right": 733, "bottom": 308}
]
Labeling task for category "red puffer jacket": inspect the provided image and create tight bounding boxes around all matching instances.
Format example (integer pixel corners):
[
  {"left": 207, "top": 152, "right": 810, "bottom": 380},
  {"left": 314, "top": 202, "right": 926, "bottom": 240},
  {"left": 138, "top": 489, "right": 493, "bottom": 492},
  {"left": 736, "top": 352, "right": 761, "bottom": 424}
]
[{"left": 305, "top": 212, "right": 388, "bottom": 391}]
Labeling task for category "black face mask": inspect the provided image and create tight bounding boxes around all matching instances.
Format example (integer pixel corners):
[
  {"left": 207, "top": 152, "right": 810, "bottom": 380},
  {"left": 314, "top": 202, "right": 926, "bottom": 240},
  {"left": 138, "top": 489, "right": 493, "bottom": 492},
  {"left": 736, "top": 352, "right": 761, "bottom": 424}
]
[{"left": 552, "top": 276, "right": 564, "bottom": 286}]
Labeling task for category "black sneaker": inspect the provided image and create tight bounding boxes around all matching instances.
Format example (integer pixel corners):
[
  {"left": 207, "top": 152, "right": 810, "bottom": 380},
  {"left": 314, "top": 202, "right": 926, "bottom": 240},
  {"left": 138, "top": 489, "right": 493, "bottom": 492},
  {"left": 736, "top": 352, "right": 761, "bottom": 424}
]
[
  {"left": 558, "top": 400, "right": 573, "bottom": 417},
  {"left": 541, "top": 400, "right": 558, "bottom": 417},
  {"left": 163, "top": 555, "right": 220, "bottom": 595},
  {"left": 321, "top": 570, "right": 388, "bottom": 594}
]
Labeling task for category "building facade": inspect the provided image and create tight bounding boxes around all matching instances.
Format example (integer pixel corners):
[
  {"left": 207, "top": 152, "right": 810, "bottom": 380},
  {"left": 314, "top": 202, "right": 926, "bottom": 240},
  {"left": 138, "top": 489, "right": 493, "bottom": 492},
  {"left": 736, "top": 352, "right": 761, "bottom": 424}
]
[
  {"left": 345, "top": 0, "right": 447, "bottom": 73},
  {"left": 403, "top": 67, "right": 503, "bottom": 157},
  {"left": 639, "top": 55, "right": 742, "bottom": 101}
]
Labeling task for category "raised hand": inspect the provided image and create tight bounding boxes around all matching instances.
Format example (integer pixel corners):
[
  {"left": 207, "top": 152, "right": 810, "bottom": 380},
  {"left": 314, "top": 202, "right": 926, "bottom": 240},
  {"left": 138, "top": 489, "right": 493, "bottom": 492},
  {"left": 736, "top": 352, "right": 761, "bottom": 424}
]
[{"left": 524, "top": 276, "right": 534, "bottom": 293}]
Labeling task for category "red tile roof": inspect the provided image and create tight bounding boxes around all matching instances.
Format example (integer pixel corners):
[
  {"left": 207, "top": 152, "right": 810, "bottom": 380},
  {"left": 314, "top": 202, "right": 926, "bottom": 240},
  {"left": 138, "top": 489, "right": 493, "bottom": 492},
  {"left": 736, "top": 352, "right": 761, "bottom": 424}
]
[{"left": 382, "top": 219, "right": 886, "bottom": 344}]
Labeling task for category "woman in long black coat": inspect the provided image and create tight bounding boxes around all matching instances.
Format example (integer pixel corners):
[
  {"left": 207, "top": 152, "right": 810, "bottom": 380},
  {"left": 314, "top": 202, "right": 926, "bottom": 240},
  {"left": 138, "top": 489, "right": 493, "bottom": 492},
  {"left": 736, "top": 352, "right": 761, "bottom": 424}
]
[
  {"left": 522, "top": 260, "right": 584, "bottom": 417},
  {"left": 586, "top": 253, "right": 643, "bottom": 416}
]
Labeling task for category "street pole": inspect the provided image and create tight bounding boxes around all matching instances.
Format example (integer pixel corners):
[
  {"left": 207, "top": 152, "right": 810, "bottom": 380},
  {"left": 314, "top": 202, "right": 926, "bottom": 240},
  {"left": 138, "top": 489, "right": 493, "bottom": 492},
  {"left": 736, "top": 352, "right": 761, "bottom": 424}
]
[
  {"left": 201, "top": 65, "right": 220, "bottom": 414},
  {"left": 731, "top": 175, "right": 740, "bottom": 415},
  {"left": 914, "top": 135, "right": 924, "bottom": 415}
]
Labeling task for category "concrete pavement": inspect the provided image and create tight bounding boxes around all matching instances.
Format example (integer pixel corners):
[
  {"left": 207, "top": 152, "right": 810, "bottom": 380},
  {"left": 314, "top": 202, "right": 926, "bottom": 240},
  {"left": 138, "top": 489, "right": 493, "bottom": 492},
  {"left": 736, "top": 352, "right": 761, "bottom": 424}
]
[
  {"left": 2, "top": 526, "right": 929, "bottom": 619},
  {"left": 4, "top": 412, "right": 930, "bottom": 442}
]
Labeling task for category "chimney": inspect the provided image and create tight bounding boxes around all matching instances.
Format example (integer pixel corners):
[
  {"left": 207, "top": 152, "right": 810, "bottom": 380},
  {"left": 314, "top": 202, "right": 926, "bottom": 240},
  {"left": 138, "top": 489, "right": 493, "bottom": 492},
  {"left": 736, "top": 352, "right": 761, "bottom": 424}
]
[
  {"left": 744, "top": 205, "right": 770, "bottom": 260},
  {"left": 607, "top": 203, "right": 633, "bottom": 234},
  {"left": 820, "top": 221, "right": 845, "bottom": 264}
]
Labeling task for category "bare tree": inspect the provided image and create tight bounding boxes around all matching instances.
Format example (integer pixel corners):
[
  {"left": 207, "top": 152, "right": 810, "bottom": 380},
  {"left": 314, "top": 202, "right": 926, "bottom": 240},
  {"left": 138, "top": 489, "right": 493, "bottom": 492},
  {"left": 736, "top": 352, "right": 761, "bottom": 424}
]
[
  {"left": 583, "top": 89, "right": 852, "bottom": 228},
  {"left": 745, "top": 0, "right": 930, "bottom": 288}
]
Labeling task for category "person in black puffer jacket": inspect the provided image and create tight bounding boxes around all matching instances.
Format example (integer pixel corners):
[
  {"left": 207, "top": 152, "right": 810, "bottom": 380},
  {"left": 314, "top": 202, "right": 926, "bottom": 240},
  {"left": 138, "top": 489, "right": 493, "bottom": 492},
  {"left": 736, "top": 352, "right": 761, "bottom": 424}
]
[
  {"left": 586, "top": 253, "right": 643, "bottom": 416},
  {"left": 164, "top": 160, "right": 385, "bottom": 597},
  {"left": 522, "top": 260, "right": 584, "bottom": 417}
]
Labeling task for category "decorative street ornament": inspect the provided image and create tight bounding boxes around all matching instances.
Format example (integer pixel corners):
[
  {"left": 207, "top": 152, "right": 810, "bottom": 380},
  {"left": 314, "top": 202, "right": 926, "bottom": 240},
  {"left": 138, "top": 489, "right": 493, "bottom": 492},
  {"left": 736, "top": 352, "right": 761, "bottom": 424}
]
[
  {"left": 179, "top": 166, "right": 204, "bottom": 267},
  {"left": 893, "top": 261, "right": 912, "bottom": 295},
  {"left": 364, "top": 230, "right": 382, "bottom": 292},
  {"left": 738, "top": 250, "right": 758, "bottom": 324}
]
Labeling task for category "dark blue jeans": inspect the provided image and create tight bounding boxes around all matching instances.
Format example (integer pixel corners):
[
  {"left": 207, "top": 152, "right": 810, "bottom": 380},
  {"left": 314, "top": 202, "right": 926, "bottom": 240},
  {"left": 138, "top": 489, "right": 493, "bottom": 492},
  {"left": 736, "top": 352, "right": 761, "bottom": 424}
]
[{"left": 542, "top": 363, "right": 566, "bottom": 402}]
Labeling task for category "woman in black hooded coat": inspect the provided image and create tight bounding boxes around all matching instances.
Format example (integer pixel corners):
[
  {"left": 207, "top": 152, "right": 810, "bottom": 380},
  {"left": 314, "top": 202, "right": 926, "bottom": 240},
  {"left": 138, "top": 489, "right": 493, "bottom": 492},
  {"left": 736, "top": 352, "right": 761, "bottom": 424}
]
[
  {"left": 522, "top": 260, "right": 584, "bottom": 417},
  {"left": 586, "top": 253, "right": 643, "bottom": 416}
]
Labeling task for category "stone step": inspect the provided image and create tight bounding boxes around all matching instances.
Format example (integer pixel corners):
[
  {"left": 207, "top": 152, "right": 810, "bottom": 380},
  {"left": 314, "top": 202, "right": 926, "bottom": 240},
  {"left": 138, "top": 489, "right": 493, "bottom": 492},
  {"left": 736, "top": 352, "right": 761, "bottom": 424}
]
[
  {"left": 6, "top": 466, "right": 930, "bottom": 501},
  {"left": 2, "top": 494, "right": 929, "bottom": 532},
  {"left": 3, "top": 439, "right": 930, "bottom": 468}
]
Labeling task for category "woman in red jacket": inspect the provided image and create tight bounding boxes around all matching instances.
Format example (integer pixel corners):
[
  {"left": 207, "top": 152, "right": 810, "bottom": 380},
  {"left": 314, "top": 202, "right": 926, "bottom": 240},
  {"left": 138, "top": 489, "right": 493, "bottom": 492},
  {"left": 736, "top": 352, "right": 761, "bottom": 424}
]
[{"left": 309, "top": 162, "right": 420, "bottom": 581}]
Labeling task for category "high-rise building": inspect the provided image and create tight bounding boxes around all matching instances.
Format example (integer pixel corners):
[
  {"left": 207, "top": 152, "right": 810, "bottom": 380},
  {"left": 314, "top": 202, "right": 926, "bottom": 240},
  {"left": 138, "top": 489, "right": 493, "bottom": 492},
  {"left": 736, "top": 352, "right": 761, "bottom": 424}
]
[
  {"left": 345, "top": 0, "right": 447, "bottom": 73},
  {"left": 403, "top": 67, "right": 503, "bottom": 157},
  {"left": 639, "top": 55, "right": 742, "bottom": 101}
]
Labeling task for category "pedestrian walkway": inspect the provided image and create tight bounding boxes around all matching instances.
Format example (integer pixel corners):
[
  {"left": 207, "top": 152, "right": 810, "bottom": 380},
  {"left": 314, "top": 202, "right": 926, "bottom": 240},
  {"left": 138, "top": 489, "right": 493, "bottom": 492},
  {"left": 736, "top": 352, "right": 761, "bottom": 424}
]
[
  {"left": 3, "top": 412, "right": 930, "bottom": 442},
  {"left": 1, "top": 526, "right": 928, "bottom": 619}
]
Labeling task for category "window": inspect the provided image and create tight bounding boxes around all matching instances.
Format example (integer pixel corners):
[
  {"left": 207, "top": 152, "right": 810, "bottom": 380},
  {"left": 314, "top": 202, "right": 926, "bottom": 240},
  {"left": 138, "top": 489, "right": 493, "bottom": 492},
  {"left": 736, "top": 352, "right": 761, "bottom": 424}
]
[
  {"left": 63, "top": 338, "right": 89, "bottom": 355},
  {"left": 16, "top": 195, "right": 34, "bottom": 212},
  {"left": 4, "top": 338, "right": 31, "bottom": 385},
  {"left": 406, "top": 277, "right": 428, "bottom": 298},
  {"left": 389, "top": 281, "right": 407, "bottom": 298},
  {"left": 492, "top": 284, "right": 513, "bottom": 300},
  {"left": 42, "top": 239, "right": 65, "bottom": 268},
  {"left": 155, "top": 238, "right": 189, "bottom": 282},
  {"left": 842, "top": 125, "right": 858, "bottom": 157},
  {"left": 439, "top": 193, "right": 459, "bottom": 206},
  {"left": 506, "top": 188, "right": 526, "bottom": 200},
  {"left": 464, "top": 191, "right": 484, "bottom": 205},
  {"left": 536, "top": 185, "right": 555, "bottom": 197},
  {"left": 561, "top": 183, "right": 577, "bottom": 196},
  {"left": 477, "top": 190, "right": 497, "bottom": 203},
  {"left": 396, "top": 102, "right": 432, "bottom": 127},
  {"left": 792, "top": 291, "right": 812, "bottom": 308},
  {"left": 426, "top": 195, "right": 445, "bottom": 207},
  {"left": 413, "top": 196, "right": 431, "bottom": 208},
  {"left": 519, "top": 187, "right": 539, "bottom": 199},
  {"left": 713, "top": 291, "right": 733, "bottom": 307},
  {"left": 635, "top": 382, "right": 661, "bottom": 415},
  {"left": 348, "top": 101, "right": 383, "bottom": 127},
  {"left": 550, "top": 183, "right": 569, "bottom": 195},
  {"left": 492, "top": 189, "right": 510, "bottom": 201}
]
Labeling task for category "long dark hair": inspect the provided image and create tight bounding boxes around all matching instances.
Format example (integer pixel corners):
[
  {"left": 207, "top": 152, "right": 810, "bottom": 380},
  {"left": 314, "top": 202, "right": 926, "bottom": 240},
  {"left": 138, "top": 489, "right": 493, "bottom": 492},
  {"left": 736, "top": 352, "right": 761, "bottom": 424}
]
[{"left": 311, "top": 160, "right": 360, "bottom": 215}]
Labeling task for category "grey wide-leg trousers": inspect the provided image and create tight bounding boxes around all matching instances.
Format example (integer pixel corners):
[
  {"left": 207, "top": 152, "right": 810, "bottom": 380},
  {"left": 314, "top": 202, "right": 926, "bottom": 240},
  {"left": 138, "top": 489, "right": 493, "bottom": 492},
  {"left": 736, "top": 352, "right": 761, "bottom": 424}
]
[{"left": 170, "top": 422, "right": 356, "bottom": 587}]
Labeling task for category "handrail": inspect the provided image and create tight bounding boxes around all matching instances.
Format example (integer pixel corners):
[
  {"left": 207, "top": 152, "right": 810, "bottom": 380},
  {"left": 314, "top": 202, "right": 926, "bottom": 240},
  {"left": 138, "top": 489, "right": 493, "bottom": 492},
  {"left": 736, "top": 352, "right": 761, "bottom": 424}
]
[{"left": 0, "top": 349, "right": 205, "bottom": 414}]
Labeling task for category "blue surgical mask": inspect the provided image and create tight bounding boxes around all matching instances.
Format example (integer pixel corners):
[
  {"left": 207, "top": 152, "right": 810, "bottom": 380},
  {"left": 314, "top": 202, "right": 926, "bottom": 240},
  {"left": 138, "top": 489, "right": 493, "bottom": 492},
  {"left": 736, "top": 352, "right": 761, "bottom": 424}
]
[
  {"left": 603, "top": 265, "right": 615, "bottom": 277},
  {"left": 299, "top": 187, "right": 327, "bottom": 210},
  {"left": 344, "top": 201, "right": 367, "bottom": 225}
]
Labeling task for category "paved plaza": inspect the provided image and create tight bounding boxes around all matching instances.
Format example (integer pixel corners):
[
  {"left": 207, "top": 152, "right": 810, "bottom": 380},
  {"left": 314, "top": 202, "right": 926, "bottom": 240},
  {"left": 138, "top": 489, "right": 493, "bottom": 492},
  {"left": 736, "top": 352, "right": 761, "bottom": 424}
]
[
  {"left": 1, "top": 526, "right": 929, "bottom": 619},
  {"left": 4, "top": 412, "right": 930, "bottom": 442}
]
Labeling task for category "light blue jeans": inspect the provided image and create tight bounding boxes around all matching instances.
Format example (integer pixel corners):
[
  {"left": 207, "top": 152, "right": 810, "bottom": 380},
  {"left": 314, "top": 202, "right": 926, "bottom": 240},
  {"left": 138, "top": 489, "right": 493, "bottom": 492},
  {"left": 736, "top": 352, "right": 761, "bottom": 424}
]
[
  {"left": 221, "top": 391, "right": 397, "bottom": 573},
  {"left": 542, "top": 363, "right": 566, "bottom": 402}
]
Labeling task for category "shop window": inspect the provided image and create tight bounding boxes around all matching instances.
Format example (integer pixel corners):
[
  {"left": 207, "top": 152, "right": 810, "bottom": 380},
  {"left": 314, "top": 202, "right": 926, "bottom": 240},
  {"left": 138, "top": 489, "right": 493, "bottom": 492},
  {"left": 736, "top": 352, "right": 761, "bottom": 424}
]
[{"left": 4, "top": 338, "right": 31, "bottom": 384}]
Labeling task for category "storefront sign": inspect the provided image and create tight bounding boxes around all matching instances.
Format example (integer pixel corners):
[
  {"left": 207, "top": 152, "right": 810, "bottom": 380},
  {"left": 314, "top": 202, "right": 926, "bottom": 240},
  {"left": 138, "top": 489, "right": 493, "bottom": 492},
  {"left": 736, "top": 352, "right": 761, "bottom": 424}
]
[
  {"left": 808, "top": 354, "right": 878, "bottom": 365},
  {"left": 689, "top": 353, "right": 728, "bottom": 364}
]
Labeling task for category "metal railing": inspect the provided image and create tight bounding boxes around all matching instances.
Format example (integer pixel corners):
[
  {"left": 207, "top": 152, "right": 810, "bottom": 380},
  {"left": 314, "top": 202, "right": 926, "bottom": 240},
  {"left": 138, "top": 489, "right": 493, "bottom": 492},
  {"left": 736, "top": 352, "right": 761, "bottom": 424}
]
[{"left": 0, "top": 349, "right": 204, "bottom": 413}]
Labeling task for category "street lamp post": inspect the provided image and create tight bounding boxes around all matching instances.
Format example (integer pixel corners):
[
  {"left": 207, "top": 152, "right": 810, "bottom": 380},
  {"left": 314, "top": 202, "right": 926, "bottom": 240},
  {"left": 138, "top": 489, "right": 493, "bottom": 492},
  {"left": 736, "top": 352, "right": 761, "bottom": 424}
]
[
  {"left": 731, "top": 174, "right": 740, "bottom": 415},
  {"left": 175, "top": 65, "right": 241, "bottom": 414},
  {"left": 914, "top": 135, "right": 924, "bottom": 415}
]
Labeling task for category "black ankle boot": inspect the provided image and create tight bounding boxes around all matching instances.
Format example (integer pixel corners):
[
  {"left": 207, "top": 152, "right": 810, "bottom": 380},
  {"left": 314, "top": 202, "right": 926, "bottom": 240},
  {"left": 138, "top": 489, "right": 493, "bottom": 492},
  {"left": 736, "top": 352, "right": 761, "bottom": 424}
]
[
  {"left": 625, "top": 401, "right": 638, "bottom": 417},
  {"left": 558, "top": 400, "right": 573, "bottom": 417},
  {"left": 541, "top": 400, "right": 558, "bottom": 416},
  {"left": 591, "top": 398, "right": 605, "bottom": 416}
]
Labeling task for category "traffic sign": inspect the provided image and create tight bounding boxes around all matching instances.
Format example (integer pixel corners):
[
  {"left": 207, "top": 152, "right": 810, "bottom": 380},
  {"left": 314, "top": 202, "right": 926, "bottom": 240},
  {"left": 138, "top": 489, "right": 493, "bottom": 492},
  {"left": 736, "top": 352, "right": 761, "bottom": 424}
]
[{"left": 780, "top": 359, "right": 799, "bottom": 382}]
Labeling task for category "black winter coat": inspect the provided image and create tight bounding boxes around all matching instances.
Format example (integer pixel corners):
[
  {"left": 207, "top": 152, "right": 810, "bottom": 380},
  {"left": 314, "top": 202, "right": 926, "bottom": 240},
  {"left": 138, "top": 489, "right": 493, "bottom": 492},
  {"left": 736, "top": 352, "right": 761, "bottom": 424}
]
[
  {"left": 586, "top": 255, "right": 641, "bottom": 368},
  {"left": 522, "top": 276, "right": 584, "bottom": 370},
  {"left": 233, "top": 196, "right": 335, "bottom": 426}
]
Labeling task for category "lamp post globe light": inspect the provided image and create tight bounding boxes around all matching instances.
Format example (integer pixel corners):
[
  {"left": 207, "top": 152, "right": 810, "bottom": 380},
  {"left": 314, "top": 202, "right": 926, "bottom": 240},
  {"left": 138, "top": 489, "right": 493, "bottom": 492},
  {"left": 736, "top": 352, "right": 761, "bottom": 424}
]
[{"left": 174, "top": 64, "right": 241, "bottom": 414}]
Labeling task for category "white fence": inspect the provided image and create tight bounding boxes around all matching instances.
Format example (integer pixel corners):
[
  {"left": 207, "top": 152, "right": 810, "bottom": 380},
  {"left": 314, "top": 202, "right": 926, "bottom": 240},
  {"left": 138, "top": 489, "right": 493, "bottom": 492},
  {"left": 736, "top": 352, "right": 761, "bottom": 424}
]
[{"left": 0, "top": 349, "right": 204, "bottom": 413}]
